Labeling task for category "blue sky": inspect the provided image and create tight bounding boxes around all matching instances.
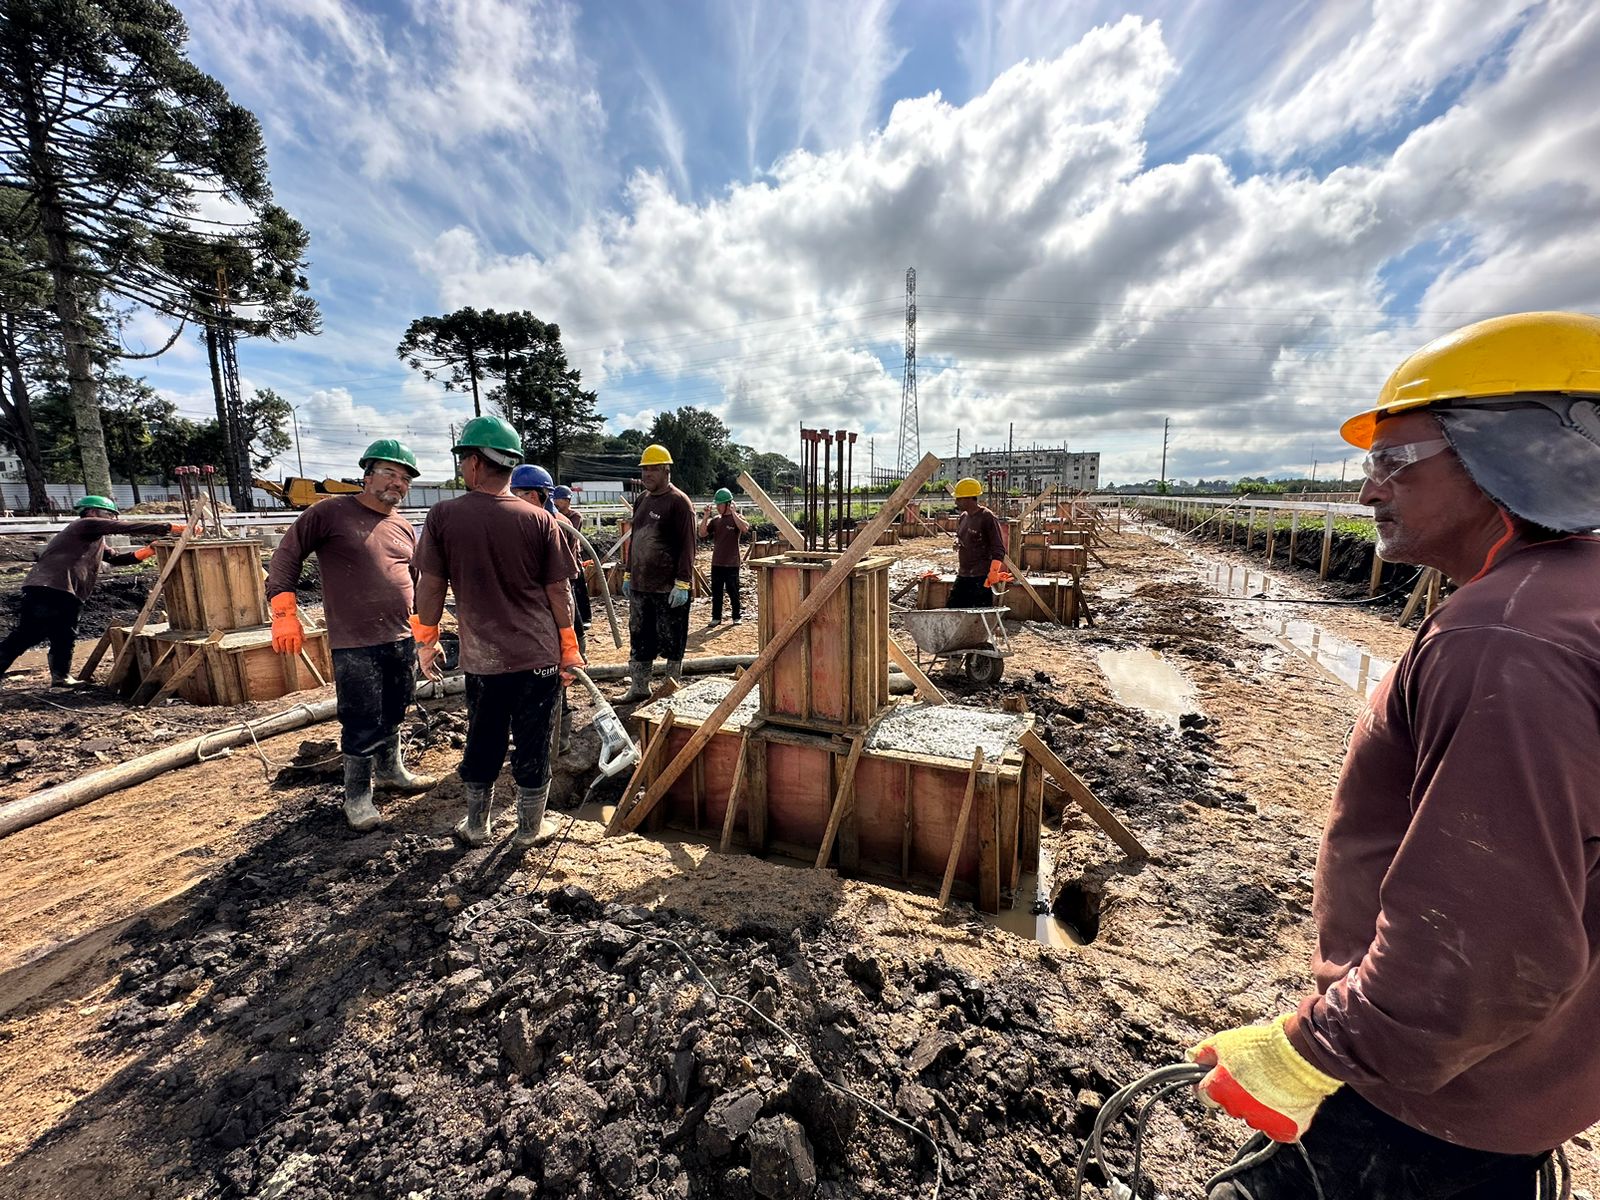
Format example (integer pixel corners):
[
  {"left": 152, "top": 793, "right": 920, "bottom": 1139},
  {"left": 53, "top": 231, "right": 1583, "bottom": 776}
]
[{"left": 126, "top": 0, "right": 1600, "bottom": 485}]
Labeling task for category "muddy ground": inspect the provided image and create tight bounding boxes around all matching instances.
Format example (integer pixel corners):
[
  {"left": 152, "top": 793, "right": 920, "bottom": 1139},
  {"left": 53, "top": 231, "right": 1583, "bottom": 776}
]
[{"left": 0, "top": 514, "right": 1594, "bottom": 1198}]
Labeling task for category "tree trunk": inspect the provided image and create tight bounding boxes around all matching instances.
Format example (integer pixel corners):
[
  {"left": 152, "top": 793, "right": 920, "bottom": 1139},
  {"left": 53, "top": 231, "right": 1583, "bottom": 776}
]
[
  {"left": 203, "top": 319, "right": 229, "bottom": 466},
  {"left": 0, "top": 316, "right": 51, "bottom": 513}
]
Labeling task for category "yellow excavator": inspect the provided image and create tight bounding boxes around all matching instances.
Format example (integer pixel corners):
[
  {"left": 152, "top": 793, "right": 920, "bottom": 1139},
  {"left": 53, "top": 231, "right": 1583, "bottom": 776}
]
[{"left": 253, "top": 476, "right": 362, "bottom": 509}]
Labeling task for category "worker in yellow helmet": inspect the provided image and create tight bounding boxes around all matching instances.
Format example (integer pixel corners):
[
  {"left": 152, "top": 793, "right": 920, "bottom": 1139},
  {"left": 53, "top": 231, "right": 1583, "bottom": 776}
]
[
  {"left": 1192, "top": 313, "right": 1600, "bottom": 1199},
  {"left": 621, "top": 444, "right": 696, "bottom": 701},
  {"left": 948, "top": 478, "right": 1010, "bottom": 607}
]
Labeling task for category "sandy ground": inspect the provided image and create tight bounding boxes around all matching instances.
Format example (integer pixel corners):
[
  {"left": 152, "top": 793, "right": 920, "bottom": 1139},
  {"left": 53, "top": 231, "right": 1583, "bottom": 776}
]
[{"left": 0, "top": 518, "right": 1594, "bottom": 1198}]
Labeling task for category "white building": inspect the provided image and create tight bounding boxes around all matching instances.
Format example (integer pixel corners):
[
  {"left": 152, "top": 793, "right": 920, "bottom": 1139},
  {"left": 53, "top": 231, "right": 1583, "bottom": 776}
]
[
  {"left": 0, "top": 452, "right": 21, "bottom": 482},
  {"left": 940, "top": 446, "right": 1100, "bottom": 493}
]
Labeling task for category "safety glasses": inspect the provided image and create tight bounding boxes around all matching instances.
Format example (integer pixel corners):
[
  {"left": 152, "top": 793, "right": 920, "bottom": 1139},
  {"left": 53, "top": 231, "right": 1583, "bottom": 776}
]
[{"left": 1360, "top": 438, "right": 1450, "bottom": 486}]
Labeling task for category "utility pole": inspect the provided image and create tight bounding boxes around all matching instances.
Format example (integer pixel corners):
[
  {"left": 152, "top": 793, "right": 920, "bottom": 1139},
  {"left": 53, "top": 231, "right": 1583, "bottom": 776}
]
[
  {"left": 291, "top": 405, "right": 304, "bottom": 477},
  {"left": 1006, "top": 422, "right": 1014, "bottom": 507},
  {"left": 1311, "top": 458, "right": 1319, "bottom": 484},
  {"left": 1159, "top": 418, "right": 1170, "bottom": 487},
  {"left": 954, "top": 428, "right": 960, "bottom": 478}
]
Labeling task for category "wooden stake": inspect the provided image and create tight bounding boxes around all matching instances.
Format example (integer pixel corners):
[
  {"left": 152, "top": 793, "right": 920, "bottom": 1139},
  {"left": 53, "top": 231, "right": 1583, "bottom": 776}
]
[
  {"left": 1319, "top": 511, "right": 1334, "bottom": 580},
  {"left": 939, "top": 746, "right": 986, "bottom": 907},
  {"left": 813, "top": 734, "right": 867, "bottom": 868},
  {"left": 1001, "top": 553, "right": 1061, "bottom": 625},
  {"left": 718, "top": 730, "right": 752, "bottom": 852},
  {"left": 615, "top": 453, "right": 940, "bottom": 835},
  {"left": 605, "top": 711, "right": 675, "bottom": 834},
  {"left": 1397, "top": 568, "right": 1431, "bottom": 625},
  {"left": 297, "top": 647, "right": 328, "bottom": 688},
  {"left": 1018, "top": 730, "right": 1147, "bottom": 861},
  {"left": 886, "top": 635, "right": 946, "bottom": 704}
]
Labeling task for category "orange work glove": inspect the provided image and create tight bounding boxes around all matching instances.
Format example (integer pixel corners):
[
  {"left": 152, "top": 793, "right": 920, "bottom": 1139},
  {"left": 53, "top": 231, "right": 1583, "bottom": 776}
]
[
  {"left": 168, "top": 523, "right": 186, "bottom": 534},
  {"left": 134, "top": 545, "right": 157, "bottom": 561},
  {"left": 409, "top": 614, "right": 440, "bottom": 646},
  {"left": 559, "top": 626, "right": 584, "bottom": 683},
  {"left": 1189, "top": 1015, "right": 1342, "bottom": 1142},
  {"left": 269, "top": 592, "right": 305, "bottom": 656},
  {"left": 984, "top": 559, "right": 1012, "bottom": 589}
]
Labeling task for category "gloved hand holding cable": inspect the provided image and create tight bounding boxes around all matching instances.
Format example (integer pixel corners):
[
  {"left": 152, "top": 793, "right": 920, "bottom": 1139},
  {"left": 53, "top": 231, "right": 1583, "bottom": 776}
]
[{"left": 1190, "top": 1015, "right": 1342, "bottom": 1143}]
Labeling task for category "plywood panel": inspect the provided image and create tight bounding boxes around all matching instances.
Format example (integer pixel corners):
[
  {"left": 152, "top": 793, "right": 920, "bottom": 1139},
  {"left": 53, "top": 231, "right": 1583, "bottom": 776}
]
[{"left": 762, "top": 737, "right": 834, "bottom": 848}]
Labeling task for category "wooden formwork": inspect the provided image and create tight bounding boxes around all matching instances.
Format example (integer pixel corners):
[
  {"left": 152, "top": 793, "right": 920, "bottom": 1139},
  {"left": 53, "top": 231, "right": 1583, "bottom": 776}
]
[
  {"left": 112, "top": 623, "right": 332, "bottom": 705},
  {"left": 848, "top": 527, "right": 898, "bottom": 547},
  {"left": 746, "top": 538, "right": 786, "bottom": 561},
  {"left": 152, "top": 538, "right": 268, "bottom": 632},
  {"left": 915, "top": 573, "right": 1084, "bottom": 625},
  {"left": 1018, "top": 542, "right": 1088, "bottom": 574},
  {"left": 752, "top": 552, "right": 890, "bottom": 736},
  {"left": 632, "top": 701, "right": 1041, "bottom": 912}
]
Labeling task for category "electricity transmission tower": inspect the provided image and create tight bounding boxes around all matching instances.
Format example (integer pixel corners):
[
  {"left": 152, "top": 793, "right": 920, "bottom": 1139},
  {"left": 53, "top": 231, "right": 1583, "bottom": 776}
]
[{"left": 896, "top": 267, "right": 919, "bottom": 474}]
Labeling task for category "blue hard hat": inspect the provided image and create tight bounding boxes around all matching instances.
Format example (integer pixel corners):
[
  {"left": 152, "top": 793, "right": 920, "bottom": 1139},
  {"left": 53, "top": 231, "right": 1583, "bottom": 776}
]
[
  {"left": 551, "top": 485, "right": 572, "bottom": 501},
  {"left": 510, "top": 463, "right": 554, "bottom": 491}
]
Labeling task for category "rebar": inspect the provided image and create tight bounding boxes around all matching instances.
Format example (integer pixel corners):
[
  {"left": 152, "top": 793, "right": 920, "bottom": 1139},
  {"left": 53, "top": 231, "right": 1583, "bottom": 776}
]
[
  {"left": 846, "top": 433, "right": 857, "bottom": 548},
  {"left": 835, "top": 428, "right": 846, "bottom": 550}
]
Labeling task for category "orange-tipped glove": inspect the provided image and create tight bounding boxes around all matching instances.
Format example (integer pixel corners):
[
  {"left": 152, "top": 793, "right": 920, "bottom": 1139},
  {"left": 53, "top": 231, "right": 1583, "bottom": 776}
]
[
  {"left": 409, "top": 614, "right": 440, "bottom": 646},
  {"left": 559, "top": 626, "right": 584, "bottom": 683},
  {"left": 984, "top": 559, "right": 1012, "bottom": 589},
  {"left": 1189, "top": 1015, "right": 1342, "bottom": 1143},
  {"left": 269, "top": 592, "right": 305, "bottom": 656},
  {"left": 168, "top": 523, "right": 186, "bottom": 534},
  {"left": 134, "top": 545, "right": 157, "bottom": 562}
]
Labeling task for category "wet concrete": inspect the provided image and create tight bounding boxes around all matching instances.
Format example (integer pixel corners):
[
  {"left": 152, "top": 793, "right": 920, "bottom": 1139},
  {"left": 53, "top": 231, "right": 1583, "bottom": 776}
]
[
  {"left": 1095, "top": 649, "right": 1198, "bottom": 728},
  {"left": 633, "top": 676, "right": 760, "bottom": 727},
  {"left": 866, "top": 701, "right": 1031, "bottom": 762}
]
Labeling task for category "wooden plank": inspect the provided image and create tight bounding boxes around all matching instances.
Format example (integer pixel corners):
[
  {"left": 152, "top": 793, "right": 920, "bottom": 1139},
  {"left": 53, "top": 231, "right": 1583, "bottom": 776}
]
[
  {"left": 886, "top": 635, "right": 947, "bottom": 704},
  {"left": 737, "top": 471, "right": 806, "bottom": 550},
  {"left": 125, "top": 642, "right": 178, "bottom": 705},
  {"left": 1001, "top": 552, "right": 1060, "bottom": 625},
  {"left": 1397, "top": 567, "right": 1431, "bottom": 625},
  {"left": 1319, "top": 510, "right": 1334, "bottom": 580},
  {"left": 142, "top": 631, "right": 224, "bottom": 706},
  {"left": 1368, "top": 545, "right": 1385, "bottom": 596},
  {"left": 900, "top": 760, "right": 913, "bottom": 880},
  {"left": 101, "top": 523, "right": 199, "bottom": 687},
  {"left": 717, "top": 730, "right": 752, "bottom": 852},
  {"left": 605, "top": 711, "right": 675, "bottom": 834},
  {"left": 297, "top": 646, "right": 328, "bottom": 688},
  {"left": 1018, "top": 729, "right": 1147, "bottom": 861},
  {"left": 975, "top": 763, "right": 1000, "bottom": 913},
  {"left": 813, "top": 734, "right": 867, "bottom": 869},
  {"left": 745, "top": 733, "right": 768, "bottom": 852},
  {"left": 1014, "top": 484, "right": 1056, "bottom": 528},
  {"left": 616, "top": 452, "right": 940, "bottom": 834},
  {"left": 939, "top": 746, "right": 986, "bottom": 907}
]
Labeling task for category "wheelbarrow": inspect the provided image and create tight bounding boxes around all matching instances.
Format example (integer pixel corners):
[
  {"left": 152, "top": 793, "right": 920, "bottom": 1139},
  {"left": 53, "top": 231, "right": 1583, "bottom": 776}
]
[{"left": 899, "top": 606, "right": 1012, "bottom": 685}]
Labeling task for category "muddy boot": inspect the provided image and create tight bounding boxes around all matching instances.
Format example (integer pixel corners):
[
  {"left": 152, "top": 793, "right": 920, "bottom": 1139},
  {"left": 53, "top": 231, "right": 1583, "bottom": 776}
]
[
  {"left": 622, "top": 661, "right": 652, "bottom": 702},
  {"left": 373, "top": 732, "right": 437, "bottom": 793},
  {"left": 342, "top": 754, "right": 382, "bottom": 831},
  {"left": 665, "top": 660, "right": 683, "bottom": 684},
  {"left": 511, "top": 783, "right": 559, "bottom": 849},
  {"left": 558, "top": 707, "right": 573, "bottom": 757},
  {"left": 454, "top": 782, "right": 494, "bottom": 847}
]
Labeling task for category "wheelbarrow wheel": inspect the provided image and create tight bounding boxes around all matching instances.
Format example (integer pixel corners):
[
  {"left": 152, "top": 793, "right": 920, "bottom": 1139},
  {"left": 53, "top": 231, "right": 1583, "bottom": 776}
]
[{"left": 966, "top": 653, "right": 1004, "bottom": 686}]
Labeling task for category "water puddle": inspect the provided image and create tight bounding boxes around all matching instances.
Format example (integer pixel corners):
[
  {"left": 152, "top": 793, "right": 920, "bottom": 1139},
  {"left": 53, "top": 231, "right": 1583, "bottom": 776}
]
[
  {"left": 1096, "top": 648, "right": 1198, "bottom": 728},
  {"left": 988, "top": 843, "right": 1086, "bottom": 948},
  {"left": 1270, "top": 618, "right": 1394, "bottom": 699},
  {"left": 1199, "top": 560, "right": 1282, "bottom": 599}
]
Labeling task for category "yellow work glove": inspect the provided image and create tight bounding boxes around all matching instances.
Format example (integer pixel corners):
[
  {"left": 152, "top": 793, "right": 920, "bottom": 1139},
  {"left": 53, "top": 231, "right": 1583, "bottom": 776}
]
[
  {"left": 269, "top": 592, "right": 305, "bottom": 656},
  {"left": 1189, "top": 1015, "right": 1342, "bottom": 1143},
  {"left": 559, "top": 626, "right": 584, "bottom": 683},
  {"left": 409, "top": 614, "right": 440, "bottom": 646},
  {"left": 134, "top": 545, "right": 156, "bottom": 562}
]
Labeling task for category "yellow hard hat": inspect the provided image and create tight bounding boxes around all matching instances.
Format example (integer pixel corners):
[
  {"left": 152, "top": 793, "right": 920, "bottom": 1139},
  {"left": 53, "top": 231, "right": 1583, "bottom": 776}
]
[
  {"left": 953, "top": 477, "right": 983, "bottom": 498},
  {"left": 639, "top": 443, "right": 673, "bottom": 466},
  {"left": 1340, "top": 311, "right": 1600, "bottom": 449}
]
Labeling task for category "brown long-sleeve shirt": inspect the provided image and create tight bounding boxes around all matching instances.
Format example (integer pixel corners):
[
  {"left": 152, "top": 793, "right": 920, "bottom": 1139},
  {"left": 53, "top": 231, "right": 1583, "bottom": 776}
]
[
  {"left": 956, "top": 506, "right": 1006, "bottom": 577},
  {"left": 628, "top": 485, "right": 696, "bottom": 593},
  {"left": 1287, "top": 536, "right": 1600, "bottom": 1155},
  {"left": 415, "top": 491, "right": 577, "bottom": 675},
  {"left": 24, "top": 516, "right": 172, "bottom": 602},
  {"left": 264, "top": 496, "right": 417, "bottom": 650}
]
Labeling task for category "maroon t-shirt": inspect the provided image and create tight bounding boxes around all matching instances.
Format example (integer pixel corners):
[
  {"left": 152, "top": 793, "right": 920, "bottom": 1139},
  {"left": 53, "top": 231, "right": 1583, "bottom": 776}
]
[
  {"left": 706, "top": 513, "right": 742, "bottom": 568},
  {"left": 628, "top": 485, "right": 696, "bottom": 593},
  {"left": 415, "top": 491, "right": 577, "bottom": 675},
  {"left": 265, "top": 496, "right": 416, "bottom": 650},
  {"left": 1287, "top": 537, "right": 1600, "bottom": 1154},
  {"left": 25, "top": 516, "right": 172, "bottom": 601},
  {"left": 956, "top": 506, "right": 1006, "bottom": 577}
]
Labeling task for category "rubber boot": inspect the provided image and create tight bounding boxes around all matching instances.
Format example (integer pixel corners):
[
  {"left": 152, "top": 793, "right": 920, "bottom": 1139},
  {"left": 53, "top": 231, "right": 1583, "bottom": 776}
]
[
  {"left": 511, "top": 783, "right": 560, "bottom": 849},
  {"left": 665, "top": 660, "right": 683, "bottom": 684},
  {"left": 49, "top": 674, "right": 83, "bottom": 688},
  {"left": 622, "top": 661, "right": 651, "bottom": 702},
  {"left": 342, "top": 754, "right": 382, "bottom": 831},
  {"left": 373, "top": 732, "right": 437, "bottom": 793},
  {"left": 454, "top": 782, "right": 494, "bottom": 847}
]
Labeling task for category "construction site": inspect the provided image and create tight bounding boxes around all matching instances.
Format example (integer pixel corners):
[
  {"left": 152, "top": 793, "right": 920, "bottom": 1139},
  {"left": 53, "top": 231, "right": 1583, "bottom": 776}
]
[{"left": 4, "top": 451, "right": 1594, "bottom": 1200}]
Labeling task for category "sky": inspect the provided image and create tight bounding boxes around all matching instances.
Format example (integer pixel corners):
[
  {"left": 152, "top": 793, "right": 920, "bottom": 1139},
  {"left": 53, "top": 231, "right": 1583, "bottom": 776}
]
[{"left": 123, "top": 0, "right": 1600, "bottom": 486}]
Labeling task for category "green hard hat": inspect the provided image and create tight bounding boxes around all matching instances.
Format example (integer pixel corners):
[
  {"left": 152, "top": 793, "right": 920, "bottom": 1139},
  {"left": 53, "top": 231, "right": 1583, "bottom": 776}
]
[
  {"left": 714, "top": 488, "right": 733, "bottom": 504},
  {"left": 75, "top": 494, "right": 118, "bottom": 515},
  {"left": 359, "top": 438, "right": 420, "bottom": 478},
  {"left": 451, "top": 415, "right": 523, "bottom": 467}
]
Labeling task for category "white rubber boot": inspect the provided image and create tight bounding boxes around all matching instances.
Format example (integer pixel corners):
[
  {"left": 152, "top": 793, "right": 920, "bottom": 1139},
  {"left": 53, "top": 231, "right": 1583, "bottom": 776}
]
[
  {"left": 342, "top": 754, "right": 382, "bottom": 831},
  {"left": 511, "top": 783, "right": 560, "bottom": 849},
  {"left": 454, "top": 782, "right": 494, "bottom": 847}
]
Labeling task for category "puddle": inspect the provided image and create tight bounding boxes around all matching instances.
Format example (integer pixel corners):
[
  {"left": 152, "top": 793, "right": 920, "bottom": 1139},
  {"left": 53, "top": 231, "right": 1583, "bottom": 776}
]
[
  {"left": 989, "top": 843, "right": 1085, "bottom": 948},
  {"left": 1271, "top": 618, "right": 1394, "bottom": 699},
  {"left": 1096, "top": 648, "right": 1198, "bottom": 728}
]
